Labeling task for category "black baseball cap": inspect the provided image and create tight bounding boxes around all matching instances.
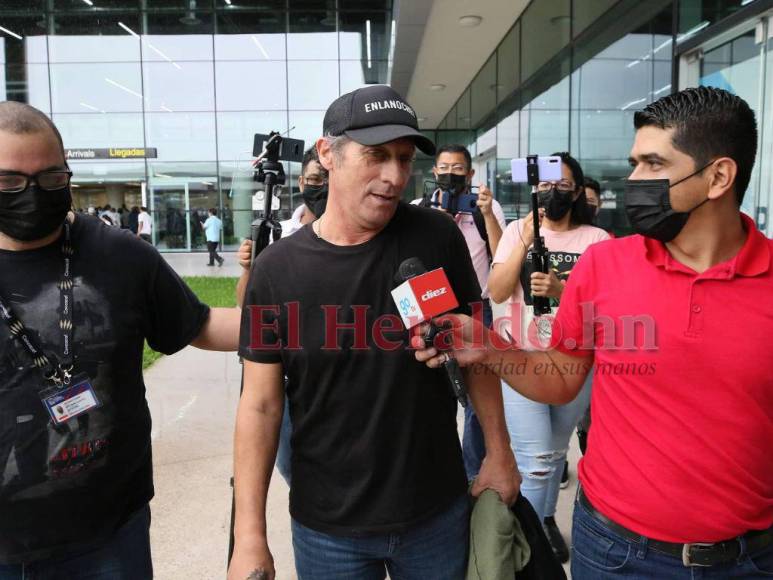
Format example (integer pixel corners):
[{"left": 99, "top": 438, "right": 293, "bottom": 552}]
[{"left": 323, "top": 85, "right": 436, "bottom": 155}]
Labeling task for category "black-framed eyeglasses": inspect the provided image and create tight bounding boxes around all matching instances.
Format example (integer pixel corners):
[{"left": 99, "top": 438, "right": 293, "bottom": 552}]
[{"left": 0, "top": 169, "right": 73, "bottom": 194}]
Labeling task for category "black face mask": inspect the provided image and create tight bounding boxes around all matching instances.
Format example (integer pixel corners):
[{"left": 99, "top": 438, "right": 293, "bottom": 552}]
[
  {"left": 538, "top": 187, "right": 574, "bottom": 221},
  {"left": 302, "top": 183, "right": 328, "bottom": 218},
  {"left": 624, "top": 162, "right": 713, "bottom": 243},
  {"left": 0, "top": 185, "right": 72, "bottom": 242},
  {"left": 435, "top": 173, "right": 468, "bottom": 196}
]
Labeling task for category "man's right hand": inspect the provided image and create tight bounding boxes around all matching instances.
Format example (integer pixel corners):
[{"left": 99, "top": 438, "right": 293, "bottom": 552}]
[
  {"left": 238, "top": 239, "right": 253, "bottom": 271},
  {"left": 411, "top": 314, "right": 496, "bottom": 369},
  {"left": 227, "top": 542, "right": 275, "bottom": 580}
]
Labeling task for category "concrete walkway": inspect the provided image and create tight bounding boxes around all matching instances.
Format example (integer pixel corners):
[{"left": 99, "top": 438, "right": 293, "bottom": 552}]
[{"left": 160, "top": 251, "right": 244, "bottom": 278}]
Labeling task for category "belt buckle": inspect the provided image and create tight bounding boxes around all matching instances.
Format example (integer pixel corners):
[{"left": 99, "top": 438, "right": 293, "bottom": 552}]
[{"left": 682, "top": 542, "right": 715, "bottom": 567}]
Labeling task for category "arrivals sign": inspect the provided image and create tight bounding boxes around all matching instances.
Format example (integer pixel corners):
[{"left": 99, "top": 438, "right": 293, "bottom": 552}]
[{"left": 65, "top": 148, "right": 158, "bottom": 160}]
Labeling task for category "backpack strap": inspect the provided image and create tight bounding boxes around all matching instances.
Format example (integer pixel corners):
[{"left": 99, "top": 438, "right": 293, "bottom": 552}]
[{"left": 472, "top": 207, "right": 492, "bottom": 262}]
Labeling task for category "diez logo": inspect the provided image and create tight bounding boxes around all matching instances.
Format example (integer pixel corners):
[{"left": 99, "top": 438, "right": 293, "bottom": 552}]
[{"left": 421, "top": 287, "right": 447, "bottom": 301}]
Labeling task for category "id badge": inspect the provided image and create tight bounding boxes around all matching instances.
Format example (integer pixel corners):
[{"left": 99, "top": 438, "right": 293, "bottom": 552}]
[{"left": 41, "top": 373, "right": 101, "bottom": 425}]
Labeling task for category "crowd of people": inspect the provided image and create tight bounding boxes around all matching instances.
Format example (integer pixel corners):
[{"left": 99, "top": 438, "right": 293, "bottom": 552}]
[{"left": 0, "top": 80, "right": 770, "bottom": 580}]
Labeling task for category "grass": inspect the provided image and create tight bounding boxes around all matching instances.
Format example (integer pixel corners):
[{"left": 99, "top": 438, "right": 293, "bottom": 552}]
[{"left": 142, "top": 276, "right": 239, "bottom": 370}]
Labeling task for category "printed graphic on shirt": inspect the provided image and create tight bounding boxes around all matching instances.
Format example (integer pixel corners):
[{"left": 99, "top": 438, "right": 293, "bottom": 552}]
[
  {"left": 520, "top": 249, "right": 582, "bottom": 307},
  {"left": 0, "top": 278, "right": 115, "bottom": 498}
]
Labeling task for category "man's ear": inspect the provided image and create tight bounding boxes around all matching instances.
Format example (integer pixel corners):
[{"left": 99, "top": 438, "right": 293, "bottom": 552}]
[
  {"left": 707, "top": 157, "right": 738, "bottom": 202},
  {"left": 316, "top": 137, "right": 334, "bottom": 172},
  {"left": 469, "top": 168, "right": 476, "bottom": 180}
]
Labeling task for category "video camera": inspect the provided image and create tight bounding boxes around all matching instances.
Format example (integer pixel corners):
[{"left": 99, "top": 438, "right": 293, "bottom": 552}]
[{"left": 248, "top": 132, "right": 305, "bottom": 261}]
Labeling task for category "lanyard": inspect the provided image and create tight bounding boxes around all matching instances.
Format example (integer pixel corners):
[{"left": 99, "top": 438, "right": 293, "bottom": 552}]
[{"left": 0, "top": 222, "right": 75, "bottom": 386}]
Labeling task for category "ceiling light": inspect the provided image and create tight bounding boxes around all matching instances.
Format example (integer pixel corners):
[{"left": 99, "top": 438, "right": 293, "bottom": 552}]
[
  {"left": 458, "top": 15, "right": 482, "bottom": 28},
  {"left": 81, "top": 0, "right": 94, "bottom": 5},
  {"left": 0, "top": 26, "right": 22, "bottom": 40},
  {"left": 117, "top": 22, "right": 139, "bottom": 37},
  {"left": 430, "top": 83, "right": 446, "bottom": 91},
  {"left": 417, "top": 117, "right": 427, "bottom": 122}
]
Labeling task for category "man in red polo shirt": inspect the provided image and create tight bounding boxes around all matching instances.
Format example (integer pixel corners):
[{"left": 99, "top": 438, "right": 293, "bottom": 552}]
[{"left": 413, "top": 86, "right": 773, "bottom": 578}]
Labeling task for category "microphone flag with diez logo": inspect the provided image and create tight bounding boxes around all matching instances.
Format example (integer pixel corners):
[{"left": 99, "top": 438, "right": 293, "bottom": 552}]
[{"left": 391, "top": 268, "right": 459, "bottom": 329}]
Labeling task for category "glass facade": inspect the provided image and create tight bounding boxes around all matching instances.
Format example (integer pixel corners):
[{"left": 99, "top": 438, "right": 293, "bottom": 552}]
[
  {"left": 2, "top": 0, "right": 770, "bottom": 245},
  {"left": 0, "top": 0, "right": 393, "bottom": 250},
  {"left": 434, "top": 0, "right": 771, "bottom": 237},
  {"left": 437, "top": 0, "right": 674, "bottom": 233}
]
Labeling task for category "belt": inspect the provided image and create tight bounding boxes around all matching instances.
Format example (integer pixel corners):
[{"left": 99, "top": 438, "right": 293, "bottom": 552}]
[{"left": 578, "top": 488, "right": 773, "bottom": 567}]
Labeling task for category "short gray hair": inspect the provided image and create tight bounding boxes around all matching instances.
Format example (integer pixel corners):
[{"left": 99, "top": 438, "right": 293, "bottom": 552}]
[
  {"left": 324, "top": 134, "right": 352, "bottom": 162},
  {"left": 0, "top": 101, "right": 65, "bottom": 156}
]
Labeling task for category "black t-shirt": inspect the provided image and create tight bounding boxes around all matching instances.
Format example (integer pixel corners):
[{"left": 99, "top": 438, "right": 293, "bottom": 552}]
[
  {"left": 239, "top": 202, "right": 482, "bottom": 536},
  {"left": 0, "top": 215, "right": 209, "bottom": 564}
]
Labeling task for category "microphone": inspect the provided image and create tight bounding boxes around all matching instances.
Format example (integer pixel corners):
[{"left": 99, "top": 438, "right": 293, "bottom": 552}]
[{"left": 392, "top": 257, "right": 468, "bottom": 407}]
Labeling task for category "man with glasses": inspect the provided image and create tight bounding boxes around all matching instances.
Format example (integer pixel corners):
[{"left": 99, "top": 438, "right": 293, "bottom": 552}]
[
  {"left": 235, "top": 146, "right": 329, "bottom": 485},
  {"left": 0, "top": 101, "right": 240, "bottom": 578},
  {"left": 412, "top": 144, "right": 506, "bottom": 483}
]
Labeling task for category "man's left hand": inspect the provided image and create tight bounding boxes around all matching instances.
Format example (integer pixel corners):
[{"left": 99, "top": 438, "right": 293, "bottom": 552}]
[
  {"left": 471, "top": 450, "right": 521, "bottom": 505},
  {"left": 476, "top": 185, "right": 494, "bottom": 217}
]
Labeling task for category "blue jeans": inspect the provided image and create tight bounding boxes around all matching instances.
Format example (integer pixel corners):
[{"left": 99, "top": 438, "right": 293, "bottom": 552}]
[
  {"left": 0, "top": 504, "right": 152, "bottom": 579},
  {"left": 572, "top": 494, "right": 773, "bottom": 578},
  {"left": 502, "top": 370, "right": 593, "bottom": 521},
  {"left": 276, "top": 396, "right": 292, "bottom": 485},
  {"left": 462, "top": 299, "right": 492, "bottom": 481},
  {"left": 291, "top": 494, "right": 470, "bottom": 580}
]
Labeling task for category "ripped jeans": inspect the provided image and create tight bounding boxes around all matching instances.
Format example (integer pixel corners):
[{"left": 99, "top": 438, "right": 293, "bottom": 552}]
[{"left": 502, "top": 372, "right": 593, "bottom": 522}]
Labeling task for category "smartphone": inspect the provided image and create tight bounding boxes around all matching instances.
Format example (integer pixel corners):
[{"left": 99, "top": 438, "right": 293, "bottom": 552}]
[
  {"left": 253, "top": 133, "right": 305, "bottom": 163},
  {"left": 511, "top": 155, "right": 563, "bottom": 184},
  {"left": 440, "top": 193, "right": 478, "bottom": 214}
]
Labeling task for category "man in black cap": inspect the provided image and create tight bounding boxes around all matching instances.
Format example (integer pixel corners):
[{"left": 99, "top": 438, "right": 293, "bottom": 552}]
[{"left": 229, "top": 85, "right": 519, "bottom": 580}]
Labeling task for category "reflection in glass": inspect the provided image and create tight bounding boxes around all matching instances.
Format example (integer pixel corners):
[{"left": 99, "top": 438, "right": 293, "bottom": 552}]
[
  {"left": 471, "top": 54, "right": 496, "bottom": 127},
  {"left": 339, "top": 11, "right": 391, "bottom": 61},
  {"left": 288, "top": 61, "right": 339, "bottom": 109},
  {"left": 51, "top": 63, "right": 144, "bottom": 113},
  {"left": 456, "top": 89, "right": 471, "bottom": 129},
  {"left": 574, "top": 0, "right": 618, "bottom": 38},
  {"left": 497, "top": 23, "right": 519, "bottom": 105},
  {"left": 0, "top": 16, "right": 49, "bottom": 65},
  {"left": 521, "top": 0, "right": 570, "bottom": 81},
  {"left": 216, "top": 61, "right": 287, "bottom": 110},
  {"left": 144, "top": 113, "right": 217, "bottom": 161},
  {"left": 0, "top": 64, "right": 51, "bottom": 111},
  {"left": 217, "top": 111, "right": 287, "bottom": 161},
  {"left": 53, "top": 113, "right": 145, "bottom": 148},
  {"left": 214, "top": 32, "right": 286, "bottom": 61},
  {"left": 678, "top": 0, "right": 751, "bottom": 35},
  {"left": 144, "top": 9, "right": 214, "bottom": 37},
  {"left": 49, "top": 13, "right": 142, "bottom": 62},
  {"left": 143, "top": 61, "right": 215, "bottom": 112},
  {"left": 288, "top": 110, "right": 324, "bottom": 153},
  {"left": 340, "top": 60, "right": 388, "bottom": 93},
  {"left": 288, "top": 11, "right": 337, "bottom": 59}
]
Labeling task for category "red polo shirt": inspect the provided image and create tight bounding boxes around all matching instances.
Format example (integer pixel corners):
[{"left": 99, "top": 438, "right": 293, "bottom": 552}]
[{"left": 554, "top": 214, "right": 773, "bottom": 542}]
